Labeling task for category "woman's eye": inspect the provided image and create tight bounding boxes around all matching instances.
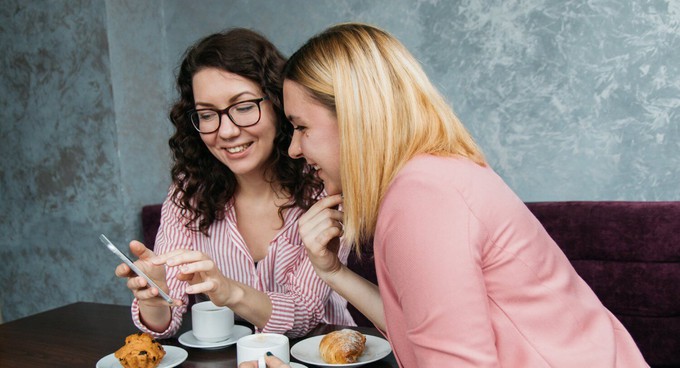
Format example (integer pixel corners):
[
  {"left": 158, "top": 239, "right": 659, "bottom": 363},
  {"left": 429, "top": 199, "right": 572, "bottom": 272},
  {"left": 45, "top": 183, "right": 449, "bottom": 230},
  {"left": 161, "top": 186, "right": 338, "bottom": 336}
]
[
  {"left": 234, "top": 105, "right": 255, "bottom": 113},
  {"left": 294, "top": 125, "right": 306, "bottom": 132},
  {"left": 200, "top": 112, "right": 217, "bottom": 120}
]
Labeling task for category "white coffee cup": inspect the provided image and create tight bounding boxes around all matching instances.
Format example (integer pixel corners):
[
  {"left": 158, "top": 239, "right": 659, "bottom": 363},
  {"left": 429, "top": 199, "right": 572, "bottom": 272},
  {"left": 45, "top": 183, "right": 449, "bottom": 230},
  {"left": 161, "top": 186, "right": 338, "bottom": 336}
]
[
  {"left": 191, "top": 301, "right": 234, "bottom": 342},
  {"left": 237, "top": 333, "right": 290, "bottom": 366}
]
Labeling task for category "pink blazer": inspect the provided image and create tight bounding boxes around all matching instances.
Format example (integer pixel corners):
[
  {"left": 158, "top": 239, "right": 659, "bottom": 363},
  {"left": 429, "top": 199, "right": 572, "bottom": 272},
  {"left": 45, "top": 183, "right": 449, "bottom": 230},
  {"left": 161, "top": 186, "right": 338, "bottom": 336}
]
[{"left": 374, "top": 155, "right": 648, "bottom": 367}]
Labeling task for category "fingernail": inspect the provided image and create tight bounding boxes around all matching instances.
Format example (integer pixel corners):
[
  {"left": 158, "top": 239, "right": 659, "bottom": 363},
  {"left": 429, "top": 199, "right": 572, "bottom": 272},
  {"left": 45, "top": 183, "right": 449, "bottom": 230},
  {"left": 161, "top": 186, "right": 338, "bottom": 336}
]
[{"left": 266, "top": 351, "right": 273, "bottom": 356}]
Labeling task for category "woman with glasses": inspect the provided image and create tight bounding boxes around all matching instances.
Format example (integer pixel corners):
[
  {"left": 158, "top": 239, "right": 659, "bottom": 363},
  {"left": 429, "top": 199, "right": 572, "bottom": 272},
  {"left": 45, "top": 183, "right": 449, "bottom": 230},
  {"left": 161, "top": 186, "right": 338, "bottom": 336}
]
[
  {"left": 282, "top": 23, "right": 648, "bottom": 366},
  {"left": 114, "top": 28, "right": 355, "bottom": 339}
]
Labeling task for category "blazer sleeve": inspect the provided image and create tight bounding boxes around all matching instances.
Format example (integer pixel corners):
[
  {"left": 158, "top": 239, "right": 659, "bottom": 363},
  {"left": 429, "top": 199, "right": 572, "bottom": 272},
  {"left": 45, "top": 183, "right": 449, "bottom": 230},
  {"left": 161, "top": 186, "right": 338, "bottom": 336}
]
[{"left": 376, "top": 172, "right": 501, "bottom": 367}]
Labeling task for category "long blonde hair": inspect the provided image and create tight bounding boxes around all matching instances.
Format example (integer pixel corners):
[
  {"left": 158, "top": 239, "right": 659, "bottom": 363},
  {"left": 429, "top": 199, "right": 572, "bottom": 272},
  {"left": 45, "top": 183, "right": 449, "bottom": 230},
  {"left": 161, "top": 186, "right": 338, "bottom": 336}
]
[{"left": 284, "top": 23, "right": 486, "bottom": 251}]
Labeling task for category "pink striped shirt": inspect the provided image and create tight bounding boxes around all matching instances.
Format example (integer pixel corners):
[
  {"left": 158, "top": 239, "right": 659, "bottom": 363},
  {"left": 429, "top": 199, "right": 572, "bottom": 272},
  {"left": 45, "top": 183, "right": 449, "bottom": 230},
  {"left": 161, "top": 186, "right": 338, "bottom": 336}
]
[{"left": 131, "top": 191, "right": 355, "bottom": 338}]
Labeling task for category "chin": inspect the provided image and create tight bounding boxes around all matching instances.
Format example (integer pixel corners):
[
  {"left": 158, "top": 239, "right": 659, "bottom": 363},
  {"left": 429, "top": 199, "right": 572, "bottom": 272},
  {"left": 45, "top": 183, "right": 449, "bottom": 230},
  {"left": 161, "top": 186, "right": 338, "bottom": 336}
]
[{"left": 324, "top": 184, "right": 342, "bottom": 196}]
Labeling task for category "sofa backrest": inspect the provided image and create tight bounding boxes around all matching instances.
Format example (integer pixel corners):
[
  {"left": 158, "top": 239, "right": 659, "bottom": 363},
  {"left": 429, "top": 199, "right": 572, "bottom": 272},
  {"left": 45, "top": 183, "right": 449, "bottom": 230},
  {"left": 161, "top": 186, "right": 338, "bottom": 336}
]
[
  {"left": 524, "top": 201, "right": 679, "bottom": 367},
  {"left": 141, "top": 201, "right": 679, "bottom": 367},
  {"left": 141, "top": 204, "right": 163, "bottom": 249}
]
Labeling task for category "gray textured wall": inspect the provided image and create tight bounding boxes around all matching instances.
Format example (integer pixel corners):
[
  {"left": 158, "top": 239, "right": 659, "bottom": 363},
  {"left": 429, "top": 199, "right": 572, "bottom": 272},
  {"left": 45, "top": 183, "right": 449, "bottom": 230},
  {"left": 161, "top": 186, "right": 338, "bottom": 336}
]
[
  {"left": 1, "top": 0, "right": 678, "bottom": 323},
  {"left": 0, "top": 0, "right": 130, "bottom": 322}
]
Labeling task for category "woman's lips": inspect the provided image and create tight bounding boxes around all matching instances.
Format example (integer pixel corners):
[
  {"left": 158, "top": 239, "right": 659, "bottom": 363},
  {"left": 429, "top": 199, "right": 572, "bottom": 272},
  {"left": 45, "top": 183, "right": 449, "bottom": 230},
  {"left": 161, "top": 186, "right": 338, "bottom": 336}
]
[{"left": 226, "top": 142, "right": 252, "bottom": 153}]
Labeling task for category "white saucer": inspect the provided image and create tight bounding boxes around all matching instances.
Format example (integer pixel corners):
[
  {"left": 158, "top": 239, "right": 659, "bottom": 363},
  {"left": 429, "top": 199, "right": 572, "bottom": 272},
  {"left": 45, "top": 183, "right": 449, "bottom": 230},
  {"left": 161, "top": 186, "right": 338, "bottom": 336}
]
[
  {"left": 290, "top": 363, "right": 308, "bottom": 368},
  {"left": 96, "top": 345, "right": 187, "bottom": 368},
  {"left": 291, "top": 333, "right": 391, "bottom": 367},
  {"left": 178, "top": 325, "right": 252, "bottom": 349}
]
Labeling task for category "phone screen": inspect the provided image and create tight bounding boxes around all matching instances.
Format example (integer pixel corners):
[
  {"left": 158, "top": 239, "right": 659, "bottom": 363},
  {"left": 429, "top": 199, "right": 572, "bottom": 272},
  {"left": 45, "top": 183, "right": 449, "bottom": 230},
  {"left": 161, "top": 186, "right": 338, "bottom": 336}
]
[{"left": 99, "top": 234, "right": 174, "bottom": 305}]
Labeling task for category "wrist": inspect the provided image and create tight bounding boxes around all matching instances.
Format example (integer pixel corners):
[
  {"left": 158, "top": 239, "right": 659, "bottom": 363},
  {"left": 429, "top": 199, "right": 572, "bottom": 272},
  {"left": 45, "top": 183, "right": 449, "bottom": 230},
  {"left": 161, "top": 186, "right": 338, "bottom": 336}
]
[
  {"left": 319, "top": 263, "right": 347, "bottom": 288},
  {"left": 138, "top": 303, "right": 172, "bottom": 332},
  {"left": 222, "top": 283, "right": 246, "bottom": 308}
]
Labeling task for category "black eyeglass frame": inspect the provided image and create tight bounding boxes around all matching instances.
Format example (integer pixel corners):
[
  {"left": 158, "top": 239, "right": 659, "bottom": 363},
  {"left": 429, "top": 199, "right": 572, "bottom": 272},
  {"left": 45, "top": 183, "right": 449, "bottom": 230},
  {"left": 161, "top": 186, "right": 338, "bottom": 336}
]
[{"left": 187, "top": 96, "right": 269, "bottom": 133}]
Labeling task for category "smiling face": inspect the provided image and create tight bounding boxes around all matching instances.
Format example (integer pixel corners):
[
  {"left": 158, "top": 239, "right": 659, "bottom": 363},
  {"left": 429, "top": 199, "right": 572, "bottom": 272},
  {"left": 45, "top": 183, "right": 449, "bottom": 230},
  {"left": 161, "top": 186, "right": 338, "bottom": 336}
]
[
  {"left": 192, "top": 67, "right": 277, "bottom": 180},
  {"left": 284, "top": 80, "right": 342, "bottom": 195}
]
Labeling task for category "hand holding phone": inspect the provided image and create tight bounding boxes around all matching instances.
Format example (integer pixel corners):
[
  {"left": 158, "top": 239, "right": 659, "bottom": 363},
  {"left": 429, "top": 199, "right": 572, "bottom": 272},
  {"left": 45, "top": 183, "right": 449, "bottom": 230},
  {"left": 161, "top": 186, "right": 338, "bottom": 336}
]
[{"left": 100, "top": 234, "right": 174, "bottom": 305}]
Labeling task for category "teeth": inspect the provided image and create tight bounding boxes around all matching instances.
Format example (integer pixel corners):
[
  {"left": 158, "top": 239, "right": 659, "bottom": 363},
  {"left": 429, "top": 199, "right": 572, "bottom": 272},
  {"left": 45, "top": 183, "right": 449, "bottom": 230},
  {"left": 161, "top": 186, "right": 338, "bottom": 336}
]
[
  {"left": 226, "top": 143, "right": 251, "bottom": 153},
  {"left": 313, "top": 165, "right": 320, "bottom": 170}
]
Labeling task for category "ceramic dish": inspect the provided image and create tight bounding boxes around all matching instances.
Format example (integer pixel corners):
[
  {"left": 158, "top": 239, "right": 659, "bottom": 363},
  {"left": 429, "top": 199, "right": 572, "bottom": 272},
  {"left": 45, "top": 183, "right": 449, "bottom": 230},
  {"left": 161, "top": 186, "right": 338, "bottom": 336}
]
[
  {"left": 178, "top": 325, "right": 252, "bottom": 349},
  {"left": 291, "top": 334, "right": 391, "bottom": 367},
  {"left": 96, "top": 345, "right": 188, "bottom": 368}
]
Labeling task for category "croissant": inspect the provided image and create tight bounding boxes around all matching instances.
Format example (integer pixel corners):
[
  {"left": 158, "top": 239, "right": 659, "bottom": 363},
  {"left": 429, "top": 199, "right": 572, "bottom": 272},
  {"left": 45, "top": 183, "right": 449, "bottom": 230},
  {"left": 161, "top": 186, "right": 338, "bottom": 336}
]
[
  {"left": 114, "top": 332, "right": 166, "bottom": 368},
  {"left": 319, "top": 329, "right": 367, "bottom": 364}
]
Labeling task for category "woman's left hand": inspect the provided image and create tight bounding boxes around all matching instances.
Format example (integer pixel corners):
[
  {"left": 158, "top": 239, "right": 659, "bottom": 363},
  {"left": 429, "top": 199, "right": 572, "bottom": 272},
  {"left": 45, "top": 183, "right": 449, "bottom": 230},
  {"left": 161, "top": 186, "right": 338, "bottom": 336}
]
[{"left": 150, "top": 249, "right": 234, "bottom": 306}]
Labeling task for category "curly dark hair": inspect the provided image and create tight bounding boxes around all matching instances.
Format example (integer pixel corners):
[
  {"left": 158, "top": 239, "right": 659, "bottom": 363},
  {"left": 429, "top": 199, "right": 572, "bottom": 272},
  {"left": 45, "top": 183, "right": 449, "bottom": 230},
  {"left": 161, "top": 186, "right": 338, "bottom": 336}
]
[{"left": 168, "top": 28, "right": 322, "bottom": 235}]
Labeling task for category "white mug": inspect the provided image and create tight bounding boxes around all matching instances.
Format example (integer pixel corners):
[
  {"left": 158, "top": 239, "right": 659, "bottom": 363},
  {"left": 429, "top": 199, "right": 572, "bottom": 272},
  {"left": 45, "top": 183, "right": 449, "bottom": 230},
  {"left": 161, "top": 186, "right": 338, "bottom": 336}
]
[
  {"left": 191, "top": 301, "right": 234, "bottom": 342},
  {"left": 237, "top": 333, "right": 290, "bottom": 366}
]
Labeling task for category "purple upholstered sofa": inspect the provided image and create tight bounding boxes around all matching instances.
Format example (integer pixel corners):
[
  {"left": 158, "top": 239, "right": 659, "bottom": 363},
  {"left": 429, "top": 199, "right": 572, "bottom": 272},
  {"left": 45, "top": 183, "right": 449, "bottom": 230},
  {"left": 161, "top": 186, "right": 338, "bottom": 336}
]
[{"left": 142, "top": 201, "right": 680, "bottom": 367}]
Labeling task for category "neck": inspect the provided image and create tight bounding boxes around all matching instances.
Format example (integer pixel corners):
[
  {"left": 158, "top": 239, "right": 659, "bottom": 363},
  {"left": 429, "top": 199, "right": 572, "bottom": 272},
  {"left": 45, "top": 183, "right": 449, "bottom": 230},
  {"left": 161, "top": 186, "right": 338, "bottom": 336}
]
[{"left": 234, "top": 170, "right": 286, "bottom": 204}]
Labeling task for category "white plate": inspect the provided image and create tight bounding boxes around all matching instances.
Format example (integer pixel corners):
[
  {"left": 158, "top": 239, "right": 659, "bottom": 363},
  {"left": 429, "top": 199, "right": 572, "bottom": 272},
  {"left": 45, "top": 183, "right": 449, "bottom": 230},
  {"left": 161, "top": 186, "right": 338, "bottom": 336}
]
[
  {"left": 291, "top": 333, "right": 392, "bottom": 367},
  {"left": 289, "top": 363, "right": 308, "bottom": 368},
  {"left": 96, "top": 345, "right": 188, "bottom": 368},
  {"left": 178, "top": 325, "right": 252, "bottom": 349}
]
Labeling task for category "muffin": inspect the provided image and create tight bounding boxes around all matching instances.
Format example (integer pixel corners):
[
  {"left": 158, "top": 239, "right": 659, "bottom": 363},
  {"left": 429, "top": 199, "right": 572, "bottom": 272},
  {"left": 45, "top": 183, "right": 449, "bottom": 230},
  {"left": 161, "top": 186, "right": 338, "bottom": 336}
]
[{"left": 114, "top": 332, "right": 166, "bottom": 368}]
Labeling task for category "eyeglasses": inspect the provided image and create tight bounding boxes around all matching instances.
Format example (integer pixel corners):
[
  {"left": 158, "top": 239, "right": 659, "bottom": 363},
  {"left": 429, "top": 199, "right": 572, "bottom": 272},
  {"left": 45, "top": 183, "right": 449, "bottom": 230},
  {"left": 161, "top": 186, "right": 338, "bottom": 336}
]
[{"left": 188, "top": 96, "right": 269, "bottom": 133}]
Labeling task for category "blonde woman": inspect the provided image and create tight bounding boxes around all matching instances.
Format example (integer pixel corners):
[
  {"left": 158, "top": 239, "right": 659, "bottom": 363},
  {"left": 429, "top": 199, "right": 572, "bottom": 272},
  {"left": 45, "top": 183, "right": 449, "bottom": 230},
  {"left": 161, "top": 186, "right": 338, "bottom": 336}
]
[{"left": 282, "top": 23, "right": 648, "bottom": 367}]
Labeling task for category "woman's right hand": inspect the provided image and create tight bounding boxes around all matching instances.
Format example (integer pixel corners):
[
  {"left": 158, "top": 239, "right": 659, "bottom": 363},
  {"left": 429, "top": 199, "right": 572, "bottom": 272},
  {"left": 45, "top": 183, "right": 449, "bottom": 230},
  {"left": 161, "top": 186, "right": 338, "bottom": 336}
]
[
  {"left": 298, "top": 194, "right": 345, "bottom": 279},
  {"left": 238, "top": 354, "right": 290, "bottom": 368},
  {"left": 150, "top": 248, "right": 237, "bottom": 307},
  {"left": 114, "top": 240, "right": 174, "bottom": 307},
  {"left": 300, "top": 194, "right": 387, "bottom": 330}
]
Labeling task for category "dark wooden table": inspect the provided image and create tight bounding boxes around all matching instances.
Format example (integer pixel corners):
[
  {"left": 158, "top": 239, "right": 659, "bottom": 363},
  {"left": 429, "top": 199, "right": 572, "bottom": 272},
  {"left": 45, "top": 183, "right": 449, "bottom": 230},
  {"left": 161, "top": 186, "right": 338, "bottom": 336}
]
[{"left": 0, "top": 302, "right": 398, "bottom": 367}]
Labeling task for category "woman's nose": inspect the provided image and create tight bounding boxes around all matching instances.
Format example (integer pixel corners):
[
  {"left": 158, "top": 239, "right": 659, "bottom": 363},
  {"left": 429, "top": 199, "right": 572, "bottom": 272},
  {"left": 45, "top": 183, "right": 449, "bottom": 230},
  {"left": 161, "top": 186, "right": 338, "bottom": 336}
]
[
  {"left": 217, "top": 114, "right": 240, "bottom": 139},
  {"left": 288, "top": 131, "right": 303, "bottom": 159}
]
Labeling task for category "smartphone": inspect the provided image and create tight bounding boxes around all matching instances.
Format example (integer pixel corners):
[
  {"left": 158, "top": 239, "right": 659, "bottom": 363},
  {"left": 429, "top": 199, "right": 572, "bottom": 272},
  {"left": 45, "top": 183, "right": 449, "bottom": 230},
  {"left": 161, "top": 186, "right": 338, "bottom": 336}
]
[{"left": 99, "top": 234, "right": 174, "bottom": 305}]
